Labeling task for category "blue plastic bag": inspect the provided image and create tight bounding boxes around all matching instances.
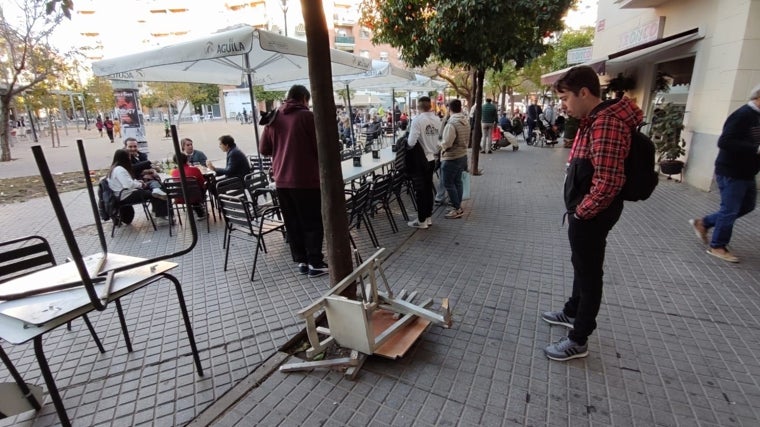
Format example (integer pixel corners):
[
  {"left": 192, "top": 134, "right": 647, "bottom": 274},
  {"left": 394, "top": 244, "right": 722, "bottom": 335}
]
[{"left": 461, "top": 171, "right": 471, "bottom": 200}]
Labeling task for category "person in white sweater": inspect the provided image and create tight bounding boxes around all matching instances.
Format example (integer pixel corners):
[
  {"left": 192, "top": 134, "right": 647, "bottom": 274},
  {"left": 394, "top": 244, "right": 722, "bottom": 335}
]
[
  {"left": 406, "top": 96, "right": 441, "bottom": 229},
  {"left": 107, "top": 149, "right": 168, "bottom": 220}
]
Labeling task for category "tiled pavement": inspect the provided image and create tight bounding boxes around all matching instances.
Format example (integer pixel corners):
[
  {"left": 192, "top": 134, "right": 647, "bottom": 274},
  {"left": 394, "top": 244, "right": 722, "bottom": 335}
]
[{"left": 2, "top": 141, "right": 760, "bottom": 426}]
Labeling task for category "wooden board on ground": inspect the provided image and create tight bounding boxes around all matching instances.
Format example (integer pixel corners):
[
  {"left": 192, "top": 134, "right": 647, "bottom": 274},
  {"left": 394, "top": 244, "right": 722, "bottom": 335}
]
[{"left": 372, "top": 309, "right": 430, "bottom": 359}]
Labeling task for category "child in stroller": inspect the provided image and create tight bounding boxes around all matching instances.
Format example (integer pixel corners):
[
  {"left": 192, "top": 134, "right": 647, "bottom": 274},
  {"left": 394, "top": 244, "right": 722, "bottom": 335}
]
[{"left": 532, "top": 113, "right": 559, "bottom": 146}]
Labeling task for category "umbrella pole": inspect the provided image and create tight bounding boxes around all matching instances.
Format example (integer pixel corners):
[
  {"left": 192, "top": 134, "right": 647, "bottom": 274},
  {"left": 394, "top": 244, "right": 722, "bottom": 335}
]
[
  {"left": 346, "top": 83, "right": 355, "bottom": 148},
  {"left": 244, "top": 53, "right": 261, "bottom": 147},
  {"left": 391, "top": 88, "right": 396, "bottom": 146}
]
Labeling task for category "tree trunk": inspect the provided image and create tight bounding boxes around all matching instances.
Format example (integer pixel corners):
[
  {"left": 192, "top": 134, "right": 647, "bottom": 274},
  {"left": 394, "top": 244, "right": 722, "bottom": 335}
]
[
  {"left": 470, "top": 68, "right": 485, "bottom": 175},
  {"left": 500, "top": 86, "right": 507, "bottom": 113},
  {"left": 508, "top": 87, "right": 515, "bottom": 117},
  {"left": 0, "top": 95, "right": 11, "bottom": 161},
  {"left": 302, "top": 0, "right": 354, "bottom": 296}
]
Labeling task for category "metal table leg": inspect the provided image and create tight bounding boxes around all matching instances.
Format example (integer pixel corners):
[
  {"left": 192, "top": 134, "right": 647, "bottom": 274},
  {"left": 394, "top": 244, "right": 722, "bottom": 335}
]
[{"left": 33, "top": 336, "right": 71, "bottom": 427}]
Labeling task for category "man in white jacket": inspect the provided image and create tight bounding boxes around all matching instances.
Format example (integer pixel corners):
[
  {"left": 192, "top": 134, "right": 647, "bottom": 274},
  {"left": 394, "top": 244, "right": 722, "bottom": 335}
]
[{"left": 406, "top": 96, "right": 441, "bottom": 229}]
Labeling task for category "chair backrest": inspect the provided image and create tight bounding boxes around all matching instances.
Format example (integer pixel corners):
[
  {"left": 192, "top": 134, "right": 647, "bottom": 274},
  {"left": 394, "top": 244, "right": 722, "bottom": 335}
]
[
  {"left": 0, "top": 236, "right": 57, "bottom": 283},
  {"left": 164, "top": 177, "right": 203, "bottom": 204},
  {"left": 218, "top": 194, "right": 255, "bottom": 234},
  {"left": 369, "top": 174, "right": 393, "bottom": 202},
  {"left": 347, "top": 180, "right": 372, "bottom": 227},
  {"left": 216, "top": 176, "right": 245, "bottom": 199}
]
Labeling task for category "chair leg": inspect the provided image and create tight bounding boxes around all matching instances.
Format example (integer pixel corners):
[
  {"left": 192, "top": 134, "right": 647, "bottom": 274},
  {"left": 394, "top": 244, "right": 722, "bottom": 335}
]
[
  {"left": 82, "top": 314, "right": 106, "bottom": 354},
  {"left": 162, "top": 273, "right": 204, "bottom": 375},
  {"left": 250, "top": 238, "right": 263, "bottom": 281},
  {"left": 223, "top": 231, "right": 232, "bottom": 271},
  {"left": 143, "top": 203, "right": 157, "bottom": 231},
  {"left": 34, "top": 337, "right": 71, "bottom": 427},
  {"left": 0, "top": 345, "right": 41, "bottom": 411},
  {"left": 363, "top": 212, "right": 380, "bottom": 247},
  {"left": 114, "top": 299, "right": 133, "bottom": 353},
  {"left": 395, "top": 192, "right": 410, "bottom": 221}
]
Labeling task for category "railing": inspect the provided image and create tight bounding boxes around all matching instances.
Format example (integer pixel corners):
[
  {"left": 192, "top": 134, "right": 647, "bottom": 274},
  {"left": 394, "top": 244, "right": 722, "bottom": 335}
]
[{"left": 335, "top": 36, "right": 355, "bottom": 44}]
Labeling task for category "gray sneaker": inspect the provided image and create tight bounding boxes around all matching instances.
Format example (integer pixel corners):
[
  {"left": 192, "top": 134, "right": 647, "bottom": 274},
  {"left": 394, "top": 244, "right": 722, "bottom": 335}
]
[
  {"left": 544, "top": 337, "right": 588, "bottom": 361},
  {"left": 541, "top": 310, "right": 575, "bottom": 329}
]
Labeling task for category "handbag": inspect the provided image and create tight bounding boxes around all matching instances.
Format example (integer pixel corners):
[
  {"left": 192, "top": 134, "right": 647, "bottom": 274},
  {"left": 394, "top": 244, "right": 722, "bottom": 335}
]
[{"left": 461, "top": 171, "right": 471, "bottom": 200}]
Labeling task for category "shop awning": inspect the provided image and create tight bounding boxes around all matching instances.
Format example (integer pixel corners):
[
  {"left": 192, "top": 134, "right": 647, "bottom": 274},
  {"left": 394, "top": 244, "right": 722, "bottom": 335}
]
[
  {"left": 540, "top": 27, "right": 702, "bottom": 86},
  {"left": 540, "top": 59, "right": 606, "bottom": 85}
]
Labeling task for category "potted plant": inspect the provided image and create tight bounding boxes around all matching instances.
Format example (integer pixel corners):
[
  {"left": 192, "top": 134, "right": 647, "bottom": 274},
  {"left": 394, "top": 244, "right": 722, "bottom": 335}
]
[
  {"left": 650, "top": 102, "right": 686, "bottom": 176},
  {"left": 606, "top": 73, "right": 636, "bottom": 98}
]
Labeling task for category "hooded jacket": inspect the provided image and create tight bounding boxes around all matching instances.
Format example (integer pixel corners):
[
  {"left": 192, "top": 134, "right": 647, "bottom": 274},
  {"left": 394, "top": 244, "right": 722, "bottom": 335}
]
[
  {"left": 439, "top": 112, "right": 470, "bottom": 160},
  {"left": 565, "top": 97, "right": 643, "bottom": 219},
  {"left": 259, "top": 100, "right": 320, "bottom": 189}
]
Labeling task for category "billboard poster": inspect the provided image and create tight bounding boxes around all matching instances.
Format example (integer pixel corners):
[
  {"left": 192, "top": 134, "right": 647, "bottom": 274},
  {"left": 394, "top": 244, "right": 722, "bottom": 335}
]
[{"left": 114, "top": 90, "right": 147, "bottom": 145}]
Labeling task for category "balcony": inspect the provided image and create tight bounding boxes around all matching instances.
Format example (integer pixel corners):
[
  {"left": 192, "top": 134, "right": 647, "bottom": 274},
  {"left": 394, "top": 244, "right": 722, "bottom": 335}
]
[
  {"left": 335, "top": 36, "right": 356, "bottom": 45},
  {"left": 333, "top": 13, "right": 357, "bottom": 26},
  {"left": 614, "top": 0, "right": 670, "bottom": 8}
]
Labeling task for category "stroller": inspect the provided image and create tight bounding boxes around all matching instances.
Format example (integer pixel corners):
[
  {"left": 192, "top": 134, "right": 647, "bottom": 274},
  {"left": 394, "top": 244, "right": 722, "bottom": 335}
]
[
  {"left": 533, "top": 113, "right": 559, "bottom": 146},
  {"left": 491, "top": 126, "right": 519, "bottom": 151}
]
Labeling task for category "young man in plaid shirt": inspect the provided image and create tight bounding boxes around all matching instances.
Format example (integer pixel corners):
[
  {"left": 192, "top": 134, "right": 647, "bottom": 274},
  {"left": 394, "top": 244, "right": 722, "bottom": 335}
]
[{"left": 542, "top": 66, "right": 644, "bottom": 361}]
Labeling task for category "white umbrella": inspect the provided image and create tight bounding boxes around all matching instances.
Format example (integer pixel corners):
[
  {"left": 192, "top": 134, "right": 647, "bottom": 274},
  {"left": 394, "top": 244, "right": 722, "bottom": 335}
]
[{"left": 92, "top": 26, "right": 372, "bottom": 141}]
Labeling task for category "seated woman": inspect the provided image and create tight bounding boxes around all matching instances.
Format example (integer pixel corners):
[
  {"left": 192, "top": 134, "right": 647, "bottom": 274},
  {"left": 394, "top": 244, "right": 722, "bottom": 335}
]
[
  {"left": 107, "top": 149, "right": 169, "bottom": 221},
  {"left": 170, "top": 152, "right": 207, "bottom": 220}
]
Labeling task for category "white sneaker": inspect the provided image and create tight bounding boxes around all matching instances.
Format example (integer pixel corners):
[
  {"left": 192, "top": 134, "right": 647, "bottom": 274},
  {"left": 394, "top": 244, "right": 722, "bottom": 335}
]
[
  {"left": 425, "top": 217, "right": 432, "bottom": 227},
  {"left": 152, "top": 188, "right": 167, "bottom": 200},
  {"left": 407, "top": 219, "right": 428, "bottom": 229}
]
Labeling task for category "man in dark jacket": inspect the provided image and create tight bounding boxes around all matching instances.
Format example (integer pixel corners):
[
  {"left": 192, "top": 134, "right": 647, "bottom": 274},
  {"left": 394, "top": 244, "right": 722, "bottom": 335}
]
[
  {"left": 259, "top": 85, "right": 327, "bottom": 277},
  {"left": 124, "top": 137, "right": 152, "bottom": 175},
  {"left": 526, "top": 100, "right": 542, "bottom": 144},
  {"left": 689, "top": 83, "right": 760, "bottom": 263},
  {"left": 207, "top": 135, "right": 251, "bottom": 180},
  {"left": 542, "top": 66, "right": 643, "bottom": 362}
]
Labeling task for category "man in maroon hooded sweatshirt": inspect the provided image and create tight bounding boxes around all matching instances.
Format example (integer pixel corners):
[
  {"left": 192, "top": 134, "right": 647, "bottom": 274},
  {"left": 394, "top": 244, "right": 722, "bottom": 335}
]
[
  {"left": 259, "top": 85, "right": 328, "bottom": 277},
  {"left": 542, "top": 66, "right": 644, "bottom": 361}
]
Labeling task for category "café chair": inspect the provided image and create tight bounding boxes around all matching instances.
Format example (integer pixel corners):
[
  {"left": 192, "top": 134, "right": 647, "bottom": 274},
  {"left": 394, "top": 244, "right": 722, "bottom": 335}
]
[
  {"left": 163, "top": 178, "right": 210, "bottom": 235},
  {"left": 0, "top": 236, "right": 107, "bottom": 416},
  {"left": 218, "top": 194, "right": 287, "bottom": 281},
  {"left": 215, "top": 177, "right": 245, "bottom": 246},
  {"left": 345, "top": 180, "right": 379, "bottom": 248},
  {"left": 98, "top": 178, "right": 157, "bottom": 238},
  {"left": 368, "top": 173, "right": 398, "bottom": 233},
  {"left": 243, "top": 171, "right": 277, "bottom": 216}
]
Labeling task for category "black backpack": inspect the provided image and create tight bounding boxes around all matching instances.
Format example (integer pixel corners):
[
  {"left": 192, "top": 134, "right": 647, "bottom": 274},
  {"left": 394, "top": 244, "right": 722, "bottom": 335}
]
[
  {"left": 97, "top": 178, "right": 116, "bottom": 221},
  {"left": 621, "top": 124, "right": 658, "bottom": 201}
]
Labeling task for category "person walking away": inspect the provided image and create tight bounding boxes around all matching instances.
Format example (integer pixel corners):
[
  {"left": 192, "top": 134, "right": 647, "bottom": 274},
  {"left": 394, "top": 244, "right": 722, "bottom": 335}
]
[
  {"left": 439, "top": 99, "right": 470, "bottom": 219},
  {"left": 406, "top": 96, "right": 441, "bottom": 229},
  {"left": 480, "top": 98, "right": 497, "bottom": 154},
  {"left": 113, "top": 119, "right": 121, "bottom": 139},
  {"left": 104, "top": 117, "right": 115, "bottom": 143},
  {"left": 207, "top": 135, "right": 251, "bottom": 181},
  {"left": 689, "top": 83, "right": 760, "bottom": 263},
  {"left": 259, "top": 85, "right": 328, "bottom": 277},
  {"left": 164, "top": 119, "right": 170, "bottom": 137},
  {"left": 542, "top": 65, "right": 643, "bottom": 361},
  {"left": 96, "top": 116, "right": 104, "bottom": 137}
]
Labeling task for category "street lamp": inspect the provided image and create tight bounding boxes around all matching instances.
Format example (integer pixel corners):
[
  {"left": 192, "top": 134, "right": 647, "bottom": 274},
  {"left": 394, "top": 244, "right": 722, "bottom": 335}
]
[{"left": 280, "top": 0, "right": 288, "bottom": 36}]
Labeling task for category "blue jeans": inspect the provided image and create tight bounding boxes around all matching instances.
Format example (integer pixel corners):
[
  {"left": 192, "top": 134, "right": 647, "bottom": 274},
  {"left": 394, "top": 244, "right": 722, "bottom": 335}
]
[
  {"left": 441, "top": 156, "right": 467, "bottom": 210},
  {"left": 703, "top": 174, "right": 756, "bottom": 248}
]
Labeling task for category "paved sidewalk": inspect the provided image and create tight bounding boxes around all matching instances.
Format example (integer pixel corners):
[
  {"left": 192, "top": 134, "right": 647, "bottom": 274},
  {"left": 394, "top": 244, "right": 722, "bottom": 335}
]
[{"left": 1, "top": 141, "right": 759, "bottom": 426}]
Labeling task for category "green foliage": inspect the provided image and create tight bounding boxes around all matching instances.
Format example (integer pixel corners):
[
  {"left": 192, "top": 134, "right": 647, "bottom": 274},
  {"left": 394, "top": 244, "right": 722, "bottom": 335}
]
[
  {"left": 361, "top": 0, "right": 574, "bottom": 70},
  {"left": 549, "top": 27, "right": 594, "bottom": 71},
  {"left": 650, "top": 103, "right": 686, "bottom": 161},
  {"left": 252, "top": 86, "right": 285, "bottom": 103}
]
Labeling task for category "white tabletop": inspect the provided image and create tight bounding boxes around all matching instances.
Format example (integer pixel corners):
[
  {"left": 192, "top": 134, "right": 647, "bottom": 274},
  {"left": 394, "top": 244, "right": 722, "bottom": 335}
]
[
  {"left": 341, "top": 147, "right": 395, "bottom": 183},
  {"left": 0, "top": 254, "right": 176, "bottom": 344}
]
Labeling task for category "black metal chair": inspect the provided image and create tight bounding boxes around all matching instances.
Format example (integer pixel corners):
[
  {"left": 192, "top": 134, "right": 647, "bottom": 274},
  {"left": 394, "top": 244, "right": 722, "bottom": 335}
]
[
  {"left": 368, "top": 173, "right": 398, "bottom": 233},
  {"left": 345, "top": 180, "right": 379, "bottom": 248},
  {"left": 163, "top": 178, "right": 210, "bottom": 235},
  {"left": 0, "top": 236, "right": 107, "bottom": 414},
  {"left": 243, "top": 171, "right": 277, "bottom": 216},
  {"left": 215, "top": 177, "right": 245, "bottom": 247},
  {"left": 218, "top": 194, "right": 287, "bottom": 281},
  {"left": 99, "top": 179, "right": 157, "bottom": 238}
]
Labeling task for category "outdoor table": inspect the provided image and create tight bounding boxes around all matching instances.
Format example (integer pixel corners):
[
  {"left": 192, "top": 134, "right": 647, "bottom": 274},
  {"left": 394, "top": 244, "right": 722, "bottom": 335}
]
[
  {"left": 0, "top": 253, "right": 201, "bottom": 426},
  {"left": 341, "top": 147, "right": 395, "bottom": 183}
]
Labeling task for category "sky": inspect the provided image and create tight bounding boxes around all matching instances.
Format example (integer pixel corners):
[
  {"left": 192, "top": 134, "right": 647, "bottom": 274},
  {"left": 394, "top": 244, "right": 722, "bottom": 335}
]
[{"left": 46, "top": 0, "right": 598, "bottom": 67}]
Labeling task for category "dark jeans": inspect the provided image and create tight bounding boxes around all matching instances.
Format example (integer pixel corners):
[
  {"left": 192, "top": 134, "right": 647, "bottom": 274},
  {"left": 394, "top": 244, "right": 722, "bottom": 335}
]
[
  {"left": 411, "top": 160, "right": 435, "bottom": 222},
  {"left": 441, "top": 156, "right": 467, "bottom": 209},
  {"left": 564, "top": 200, "right": 623, "bottom": 345},
  {"left": 702, "top": 174, "right": 756, "bottom": 248},
  {"left": 277, "top": 188, "right": 324, "bottom": 266},
  {"left": 121, "top": 188, "right": 168, "bottom": 217}
]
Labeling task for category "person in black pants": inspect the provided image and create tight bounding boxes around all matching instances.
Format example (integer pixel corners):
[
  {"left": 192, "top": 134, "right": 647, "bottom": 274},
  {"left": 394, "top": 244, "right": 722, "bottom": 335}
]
[
  {"left": 541, "top": 65, "right": 644, "bottom": 361},
  {"left": 259, "top": 85, "right": 328, "bottom": 277},
  {"left": 526, "top": 100, "right": 542, "bottom": 144}
]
